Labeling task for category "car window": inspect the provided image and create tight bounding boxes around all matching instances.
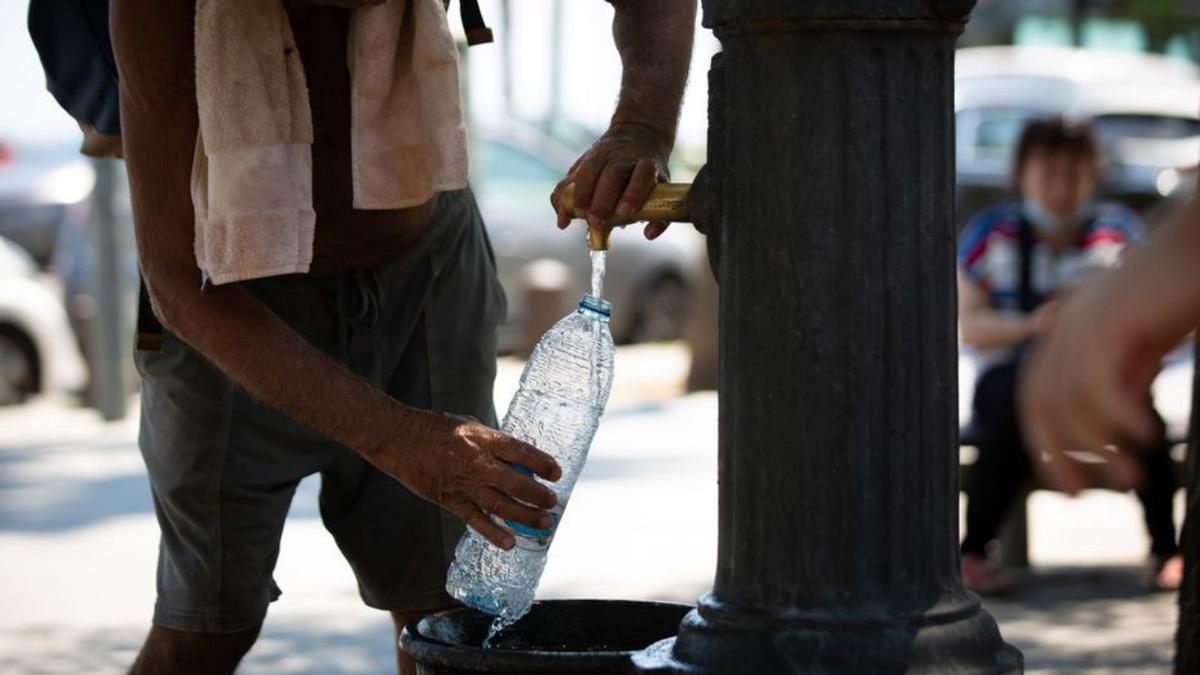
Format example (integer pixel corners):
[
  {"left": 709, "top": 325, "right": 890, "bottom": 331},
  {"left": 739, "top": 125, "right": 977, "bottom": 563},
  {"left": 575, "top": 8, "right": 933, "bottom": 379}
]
[
  {"left": 1092, "top": 114, "right": 1200, "bottom": 142},
  {"left": 973, "top": 108, "right": 1038, "bottom": 158},
  {"left": 474, "top": 139, "right": 562, "bottom": 213},
  {"left": 477, "top": 140, "right": 560, "bottom": 187}
]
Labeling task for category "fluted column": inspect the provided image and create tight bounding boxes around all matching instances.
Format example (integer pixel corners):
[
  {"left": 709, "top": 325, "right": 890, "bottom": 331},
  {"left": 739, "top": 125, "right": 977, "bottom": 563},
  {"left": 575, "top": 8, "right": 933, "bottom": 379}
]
[{"left": 635, "top": 1, "right": 1021, "bottom": 672}]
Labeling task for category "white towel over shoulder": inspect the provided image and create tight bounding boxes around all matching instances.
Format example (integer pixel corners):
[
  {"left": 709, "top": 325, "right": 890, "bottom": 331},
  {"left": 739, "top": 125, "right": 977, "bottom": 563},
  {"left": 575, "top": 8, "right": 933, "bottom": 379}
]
[{"left": 192, "top": 0, "right": 468, "bottom": 285}]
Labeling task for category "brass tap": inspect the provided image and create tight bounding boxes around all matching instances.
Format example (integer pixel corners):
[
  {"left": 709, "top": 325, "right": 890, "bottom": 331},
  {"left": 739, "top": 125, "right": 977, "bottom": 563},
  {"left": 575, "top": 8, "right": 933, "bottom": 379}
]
[{"left": 562, "top": 182, "right": 695, "bottom": 251}]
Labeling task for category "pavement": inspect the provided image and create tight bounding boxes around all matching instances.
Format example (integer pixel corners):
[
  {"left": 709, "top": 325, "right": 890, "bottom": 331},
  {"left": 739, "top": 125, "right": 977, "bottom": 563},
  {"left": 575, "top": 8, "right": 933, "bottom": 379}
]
[{"left": 0, "top": 343, "right": 1188, "bottom": 674}]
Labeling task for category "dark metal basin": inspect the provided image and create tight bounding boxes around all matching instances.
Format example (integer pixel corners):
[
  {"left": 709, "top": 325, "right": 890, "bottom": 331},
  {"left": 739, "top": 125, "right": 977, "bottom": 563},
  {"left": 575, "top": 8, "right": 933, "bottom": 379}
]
[{"left": 401, "top": 599, "right": 691, "bottom": 674}]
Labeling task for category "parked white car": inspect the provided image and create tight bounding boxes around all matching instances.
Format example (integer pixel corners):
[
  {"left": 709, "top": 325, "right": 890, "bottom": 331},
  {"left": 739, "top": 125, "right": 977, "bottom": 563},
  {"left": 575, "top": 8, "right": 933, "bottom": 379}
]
[
  {"left": 955, "top": 46, "right": 1200, "bottom": 225},
  {"left": 0, "top": 235, "right": 86, "bottom": 404}
]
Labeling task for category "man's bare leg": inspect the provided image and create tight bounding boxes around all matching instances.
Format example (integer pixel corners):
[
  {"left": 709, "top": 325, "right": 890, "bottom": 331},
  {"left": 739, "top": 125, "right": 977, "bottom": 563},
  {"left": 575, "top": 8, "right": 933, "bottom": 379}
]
[
  {"left": 128, "top": 624, "right": 260, "bottom": 675},
  {"left": 391, "top": 607, "right": 455, "bottom": 675}
]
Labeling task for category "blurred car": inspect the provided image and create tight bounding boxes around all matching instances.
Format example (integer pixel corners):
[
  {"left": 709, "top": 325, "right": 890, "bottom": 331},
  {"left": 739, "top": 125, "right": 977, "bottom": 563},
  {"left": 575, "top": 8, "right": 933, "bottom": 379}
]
[
  {"left": 0, "top": 141, "right": 94, "bottom": 268},
  {"left": 473, "top": 121, "right": 706, "bottom": 352},
  {"left": 0, "top": 235, "right": 86, "bottom": 404},
  {"left": 0, "top": 138, "right": 140, "bottom": 370},
  {"left": 955, "top": 46, "right": 1200, "bottom": 227}
]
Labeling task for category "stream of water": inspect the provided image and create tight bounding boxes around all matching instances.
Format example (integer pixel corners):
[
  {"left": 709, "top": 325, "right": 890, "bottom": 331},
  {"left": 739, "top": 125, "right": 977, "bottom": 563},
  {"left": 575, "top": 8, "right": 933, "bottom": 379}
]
[{"left": 590, "top": 250, "right": 606, "bottom": 299}]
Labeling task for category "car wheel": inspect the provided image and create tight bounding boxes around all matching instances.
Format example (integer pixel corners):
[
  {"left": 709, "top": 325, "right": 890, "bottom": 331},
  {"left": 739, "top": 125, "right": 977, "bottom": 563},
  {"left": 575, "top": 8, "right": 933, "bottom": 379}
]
[
  {"left": 0, "top": 327, "right": 39, "bottom": 406},
  {"left": 627, "top": 274, "right": 691, "bottom": 344}
]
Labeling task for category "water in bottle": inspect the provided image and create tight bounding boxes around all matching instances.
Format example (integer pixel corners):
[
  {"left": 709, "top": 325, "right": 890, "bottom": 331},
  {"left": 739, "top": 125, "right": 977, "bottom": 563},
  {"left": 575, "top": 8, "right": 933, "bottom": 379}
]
[{"left": 445, "top": 261, "right": 615, "bottom": 645}]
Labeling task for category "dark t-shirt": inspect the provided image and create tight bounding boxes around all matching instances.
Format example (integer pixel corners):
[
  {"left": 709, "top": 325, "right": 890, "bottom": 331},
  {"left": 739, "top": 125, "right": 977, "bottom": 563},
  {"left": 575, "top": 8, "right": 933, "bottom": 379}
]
[
  {"left": 29, "top": 0, "right": 120, "bottom": 136},
  {"left": 284, "top": 0, "right": 435, "bottom": 274}
]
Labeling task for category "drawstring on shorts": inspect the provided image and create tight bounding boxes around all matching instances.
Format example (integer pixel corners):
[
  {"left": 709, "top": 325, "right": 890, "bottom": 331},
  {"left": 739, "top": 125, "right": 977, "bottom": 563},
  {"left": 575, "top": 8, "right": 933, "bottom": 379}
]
[{"left": 335, "top": 267, "right": 385, "bottom": 362}]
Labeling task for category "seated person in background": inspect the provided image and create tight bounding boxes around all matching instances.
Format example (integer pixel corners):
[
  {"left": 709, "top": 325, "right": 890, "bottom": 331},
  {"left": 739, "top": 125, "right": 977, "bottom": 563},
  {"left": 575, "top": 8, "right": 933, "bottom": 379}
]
[{"left": 957, "top": 117, "right": 1181, "bottom": 594}]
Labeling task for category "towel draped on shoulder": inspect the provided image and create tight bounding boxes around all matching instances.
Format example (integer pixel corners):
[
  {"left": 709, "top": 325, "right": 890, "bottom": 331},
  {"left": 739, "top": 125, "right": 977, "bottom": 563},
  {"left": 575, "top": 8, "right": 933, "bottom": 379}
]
[{"left": 191, "top": 0, "right": 468, "bottom": 285}]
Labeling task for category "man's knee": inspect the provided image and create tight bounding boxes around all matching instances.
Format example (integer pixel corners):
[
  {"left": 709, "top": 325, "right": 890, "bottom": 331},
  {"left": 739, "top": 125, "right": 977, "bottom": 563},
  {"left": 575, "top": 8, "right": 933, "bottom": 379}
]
[{"left": 130, "top": 623, "right": 261, "bottom": 675}]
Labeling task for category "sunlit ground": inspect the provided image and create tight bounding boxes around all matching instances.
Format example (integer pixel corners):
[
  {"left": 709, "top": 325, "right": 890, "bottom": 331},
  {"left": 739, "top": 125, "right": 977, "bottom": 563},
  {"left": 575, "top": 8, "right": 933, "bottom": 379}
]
[{"left": 0, "top": 344, "right": 1186, "bottom": 674}]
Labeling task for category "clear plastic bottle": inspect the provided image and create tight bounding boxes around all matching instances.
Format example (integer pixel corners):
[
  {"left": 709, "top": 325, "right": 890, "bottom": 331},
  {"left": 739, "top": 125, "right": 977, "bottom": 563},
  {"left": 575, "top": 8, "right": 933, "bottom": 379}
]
[{"left": 445, "top": 294, "right": 615, "bottom": 626}]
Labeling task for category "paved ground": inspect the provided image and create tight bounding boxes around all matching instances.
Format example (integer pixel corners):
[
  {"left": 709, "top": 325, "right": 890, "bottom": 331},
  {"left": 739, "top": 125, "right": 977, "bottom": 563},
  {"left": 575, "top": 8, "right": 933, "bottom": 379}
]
[{"left": 0, "top": 344, "right": 1188, "bottom": 673}]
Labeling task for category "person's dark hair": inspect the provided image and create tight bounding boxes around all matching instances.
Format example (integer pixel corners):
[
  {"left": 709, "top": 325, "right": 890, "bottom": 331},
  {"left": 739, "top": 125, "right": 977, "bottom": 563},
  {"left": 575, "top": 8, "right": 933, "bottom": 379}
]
[{"left": 1011, "top": 116, "right": 1101, "bottom": 187}]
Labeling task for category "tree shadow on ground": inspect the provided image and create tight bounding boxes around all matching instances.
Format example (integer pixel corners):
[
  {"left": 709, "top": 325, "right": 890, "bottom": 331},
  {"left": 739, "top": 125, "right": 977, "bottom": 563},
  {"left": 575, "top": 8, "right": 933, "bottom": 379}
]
[
  {"left": 0, "top": 625, "right": 142, "bottom": 675},
  {"left": 985, "top": 565, "right": 1176, "bottom": 674},
  {"left": 0, "top": 437, "right": 153, "bottom": 532},
  {"left": 0, "top": 443, "right": 325, "bottom": 533},
  {"left": 0, "top": 616, "right": 398, "bottom": 675},
  {"left": 241, "top": 615, "right": 397, "bottom": 674}
]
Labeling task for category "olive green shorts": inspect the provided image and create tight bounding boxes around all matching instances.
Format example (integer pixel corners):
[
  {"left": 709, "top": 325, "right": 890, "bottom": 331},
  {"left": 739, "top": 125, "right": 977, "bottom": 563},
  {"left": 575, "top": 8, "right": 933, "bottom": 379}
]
[{"left": 136, "top": 189, "right": 504, "bottom": 633}]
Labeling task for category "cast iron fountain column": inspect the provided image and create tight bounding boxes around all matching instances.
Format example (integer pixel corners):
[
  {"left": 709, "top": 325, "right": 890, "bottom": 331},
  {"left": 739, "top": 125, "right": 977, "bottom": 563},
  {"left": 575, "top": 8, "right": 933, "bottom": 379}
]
[{"left": 636, "top": 1, "right": 1022, "bottom": 672}]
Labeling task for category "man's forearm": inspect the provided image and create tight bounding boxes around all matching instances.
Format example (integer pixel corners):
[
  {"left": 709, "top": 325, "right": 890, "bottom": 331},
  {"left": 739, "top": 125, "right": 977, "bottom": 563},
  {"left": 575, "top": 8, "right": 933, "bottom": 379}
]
[
  {"left": 155, "top": 280, "right": 416, "bottom": 457},
  {"left": 959, "top": 311, "right": 1036, "bottom": 349},
  {"left": 1117, "top": 196, "right": 1200, "bottom": 338},
  {"left": 609, "top": 0, "right": 696, "bottom": 149}
]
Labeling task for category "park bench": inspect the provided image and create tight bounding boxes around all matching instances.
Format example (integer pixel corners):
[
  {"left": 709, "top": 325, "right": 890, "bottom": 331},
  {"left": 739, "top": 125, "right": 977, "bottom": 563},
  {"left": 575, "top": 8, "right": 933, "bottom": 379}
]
[{"left": 957, "top": 423, "right": 1189, "bottom": 569}]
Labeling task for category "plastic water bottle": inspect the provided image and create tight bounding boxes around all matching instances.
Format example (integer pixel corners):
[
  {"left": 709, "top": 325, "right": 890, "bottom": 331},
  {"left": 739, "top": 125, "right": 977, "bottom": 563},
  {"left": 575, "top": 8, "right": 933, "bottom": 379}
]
[{"left": 445, "top": 293, "right": 615, "bottom": 630}]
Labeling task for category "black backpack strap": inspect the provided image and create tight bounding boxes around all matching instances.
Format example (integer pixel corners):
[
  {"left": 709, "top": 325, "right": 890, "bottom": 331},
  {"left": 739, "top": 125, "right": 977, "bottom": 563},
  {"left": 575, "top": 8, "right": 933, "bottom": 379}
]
[
  {"left": 1016, "top": 215, "right": 1037, "bottom": 314},
  {"left": 458, "top": 0, "right": 493, "bottom": 46}
]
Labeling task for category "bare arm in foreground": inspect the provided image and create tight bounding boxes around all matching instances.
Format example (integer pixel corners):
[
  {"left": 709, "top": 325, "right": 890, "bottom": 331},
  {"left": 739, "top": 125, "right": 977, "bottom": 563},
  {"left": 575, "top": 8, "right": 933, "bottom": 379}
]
[{"left": 1019, "top": 195, "right": 1200, "bottom": 494}]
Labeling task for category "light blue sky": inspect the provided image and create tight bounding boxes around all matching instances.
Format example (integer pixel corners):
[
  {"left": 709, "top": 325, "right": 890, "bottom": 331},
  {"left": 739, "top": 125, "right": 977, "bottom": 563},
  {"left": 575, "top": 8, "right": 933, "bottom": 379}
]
[{"left": 1, "top": 0, "right": 81, "bottom": 145}]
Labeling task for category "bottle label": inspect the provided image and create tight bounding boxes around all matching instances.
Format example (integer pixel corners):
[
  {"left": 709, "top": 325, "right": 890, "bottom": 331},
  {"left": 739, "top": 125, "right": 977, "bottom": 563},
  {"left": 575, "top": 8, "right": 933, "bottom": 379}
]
[
  {"left": 501, "top": 463, "right": 565, "bottom": 551},
  {"left": 503, "top": 504, "right": 563, "bottom": 551}
]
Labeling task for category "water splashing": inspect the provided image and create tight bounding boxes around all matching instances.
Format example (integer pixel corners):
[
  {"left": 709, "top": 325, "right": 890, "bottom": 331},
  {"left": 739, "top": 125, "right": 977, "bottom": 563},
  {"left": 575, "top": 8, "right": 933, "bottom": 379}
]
[{"left": 483, "top": 615, "right": 513, "bottom": 649}]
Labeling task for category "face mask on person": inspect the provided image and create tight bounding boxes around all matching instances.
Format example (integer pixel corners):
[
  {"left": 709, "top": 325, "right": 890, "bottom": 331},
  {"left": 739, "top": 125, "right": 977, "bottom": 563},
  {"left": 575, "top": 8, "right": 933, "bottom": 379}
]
[{"left": 1023, "top": 199, "right": 1091, "bottom": 236}]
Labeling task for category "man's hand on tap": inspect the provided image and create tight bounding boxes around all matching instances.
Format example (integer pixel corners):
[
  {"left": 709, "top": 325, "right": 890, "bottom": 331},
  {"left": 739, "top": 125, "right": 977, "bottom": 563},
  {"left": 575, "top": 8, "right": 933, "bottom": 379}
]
[
  {"left": 551, "top": 123, "right": 672, "bottom": 240},
  {"left": 549, "top": 0, "right": 696, "bottom": 242}
]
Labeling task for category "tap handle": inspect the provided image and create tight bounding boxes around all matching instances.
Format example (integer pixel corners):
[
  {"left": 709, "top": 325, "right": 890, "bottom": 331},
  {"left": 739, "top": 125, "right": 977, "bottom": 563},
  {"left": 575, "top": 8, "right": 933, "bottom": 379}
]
[
  {"left": 562, "top": 183, "right": 693, "bottom": 225},
  {"left": 562, "top": 182, "right": 694, "bottom": 251}
]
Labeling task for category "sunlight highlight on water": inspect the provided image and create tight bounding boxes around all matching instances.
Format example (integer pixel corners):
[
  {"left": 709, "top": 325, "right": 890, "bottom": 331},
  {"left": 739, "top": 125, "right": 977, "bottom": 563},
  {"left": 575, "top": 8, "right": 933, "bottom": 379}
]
[{"left": 590, "top": 250, "right": 606, "bottom": 299}]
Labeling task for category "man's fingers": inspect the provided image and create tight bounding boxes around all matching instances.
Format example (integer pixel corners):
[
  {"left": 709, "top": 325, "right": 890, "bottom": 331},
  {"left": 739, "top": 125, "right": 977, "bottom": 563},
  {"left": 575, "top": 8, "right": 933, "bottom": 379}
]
[
  {"left": 493, "top": 436, "right": 561, "bottom": 482},
  {"left": 1019, "top": 364, "right": 1087, "bottom": 495},
  {"left": 588, "top": 164, "right": 634, "bottom": 221},
  {"left": 571, "top": 160, "right": 603, "bottom": 216},
  {"left": 493, "top": 464, "right": 558, "bottom": 510},
  {"left": 551, "top": 170, "right": 583, "bottom": 229},
  {"left": 1025, "top": 410, "right": 1087, "bottom": 495},
  {"left": 1079, "top": 383, "right": 1153, "bottom": 491},
  {"left": 616, "top": 159, "right": 658, "bottom": 220},
  {"left": 1068, "top": 362, "right": 1157, "bottom": 455},
  {"left": 475, "top": 486, "right": 554, "bottom": 532},
  {"left": 455, "top": 502, "right": 515, "bottom": 550},
  {"left": 644, "top": 221, "right": 670, "bottom": 240},
  {"left": 1054, "top": 418, "right": 1125, "bottom": 491},
  {"left": 1053, "top": 391, "right": 1145, "bottom": 492},
  {"left": 1084, "top": 447, "right": 1144, "bottom": 493},
  {"left": 1092, "top": 378, "right": 1159, "bottom": 448}
]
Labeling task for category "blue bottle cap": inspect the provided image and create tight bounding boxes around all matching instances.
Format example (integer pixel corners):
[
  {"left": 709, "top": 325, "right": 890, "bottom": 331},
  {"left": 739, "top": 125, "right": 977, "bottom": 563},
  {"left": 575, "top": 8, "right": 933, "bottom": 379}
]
[{"left": 579, "top": 294, "right": 612, "bottom": 317}]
